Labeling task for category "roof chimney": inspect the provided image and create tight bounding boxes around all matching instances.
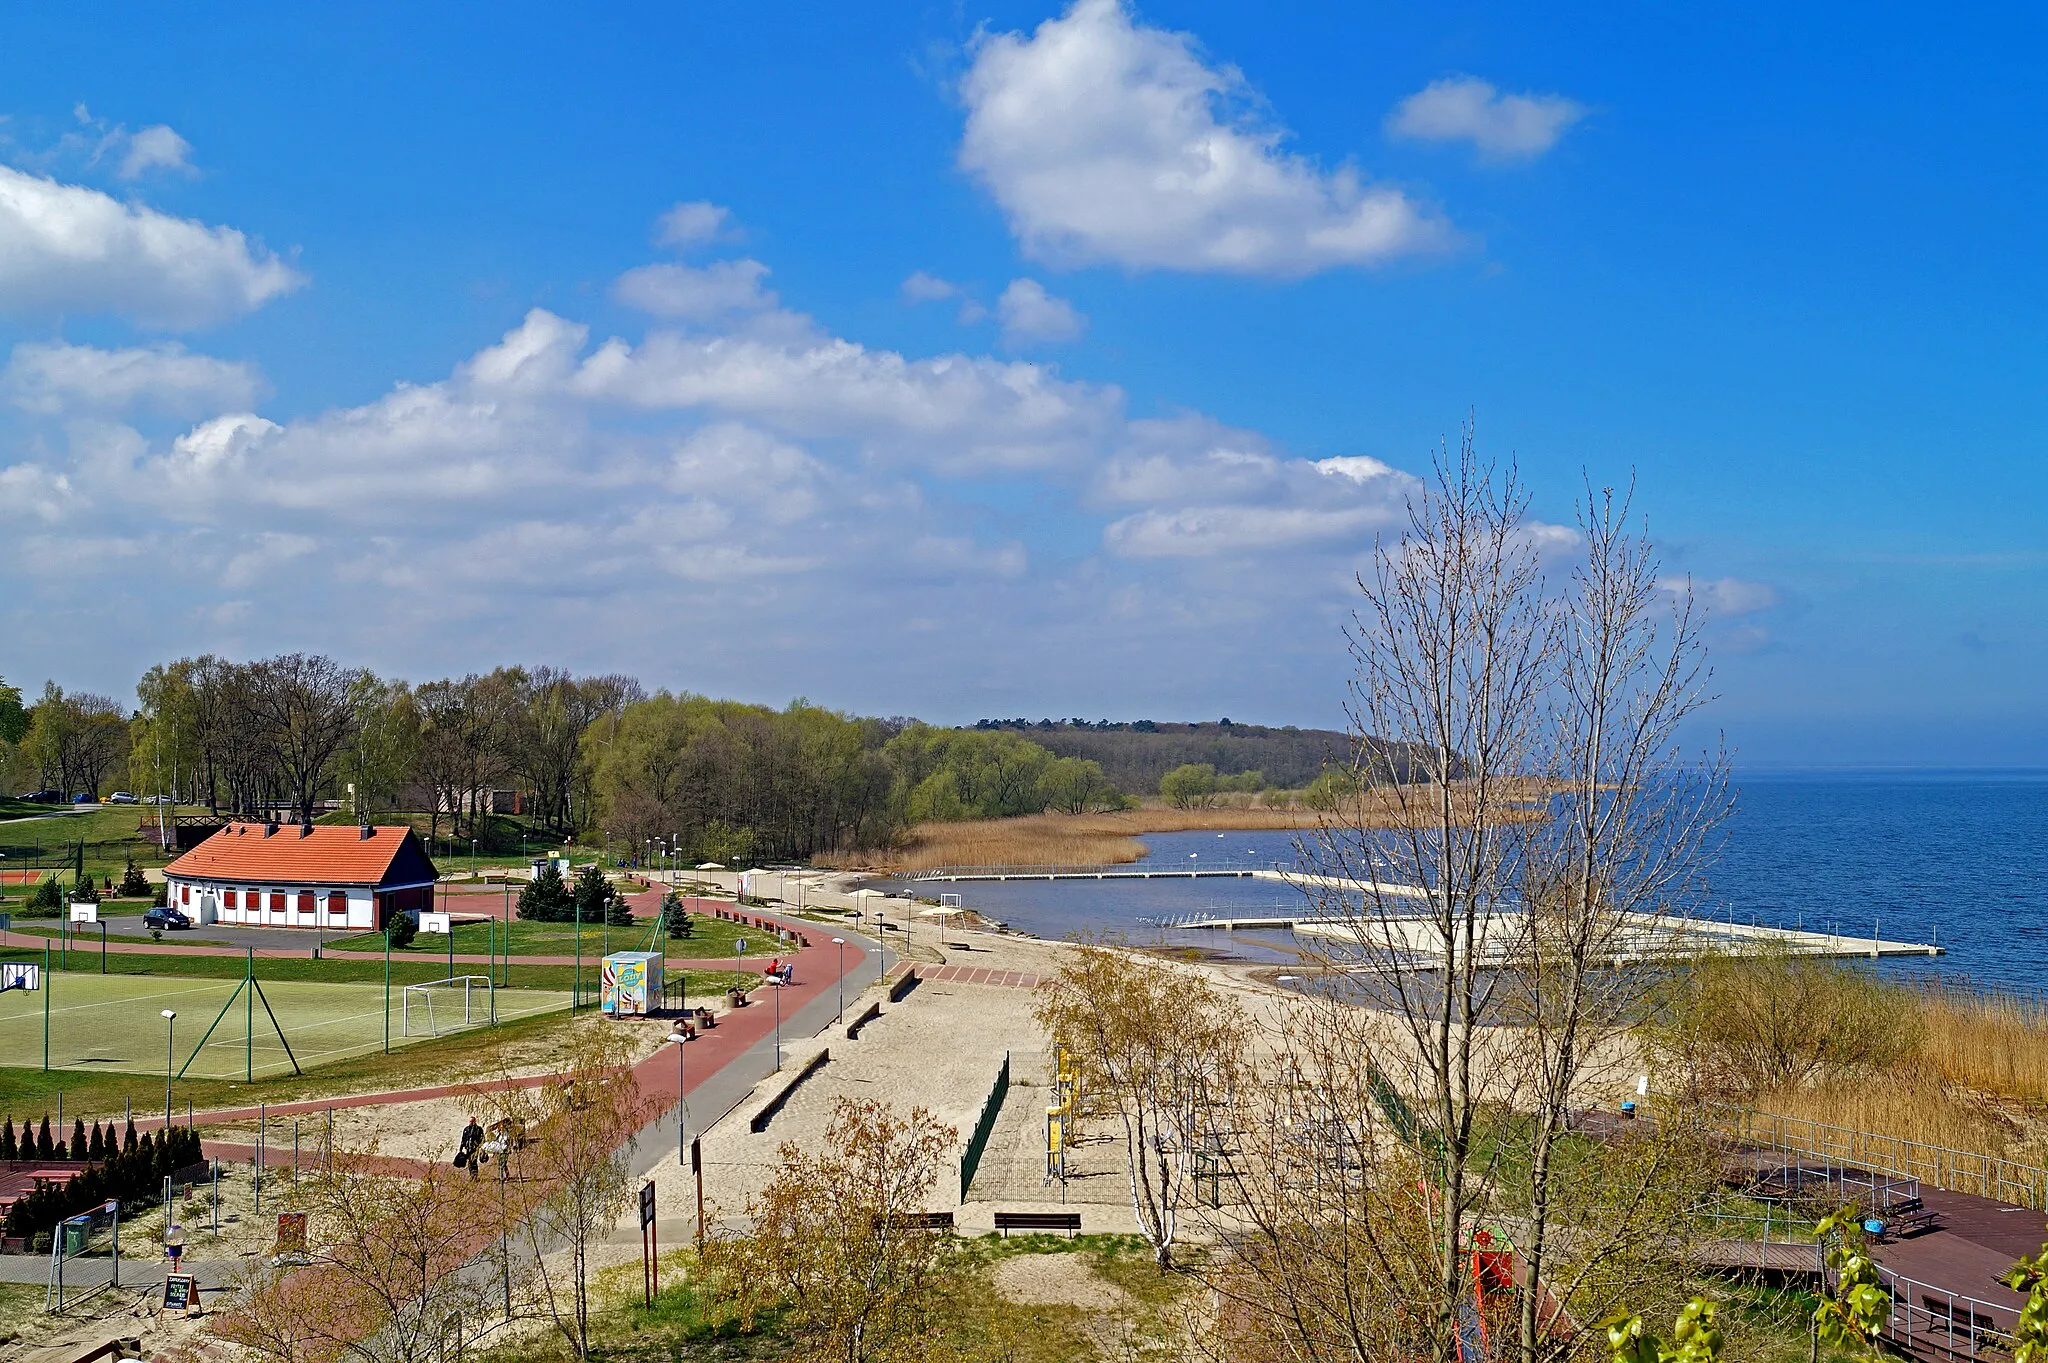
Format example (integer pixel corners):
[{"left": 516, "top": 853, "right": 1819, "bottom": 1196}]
[
  {"left": 299, "top": 822, "right": 313, "bottom": 838},
  {"left": 359, "top": 824, "right": 374, "bottom": 840},
  {"left": 264, "top": 821, "right": 278, "bottom": 838}
]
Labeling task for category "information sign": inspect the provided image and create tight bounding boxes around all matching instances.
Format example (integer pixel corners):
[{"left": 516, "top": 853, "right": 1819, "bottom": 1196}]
[{"left": 162, "top": 1273, "right": 198, "bottom": 1316}]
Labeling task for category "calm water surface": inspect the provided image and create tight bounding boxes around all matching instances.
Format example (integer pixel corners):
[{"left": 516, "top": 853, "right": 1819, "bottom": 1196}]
[{"left": 905, "top": 772, "right": 2048, "bottom": 986}]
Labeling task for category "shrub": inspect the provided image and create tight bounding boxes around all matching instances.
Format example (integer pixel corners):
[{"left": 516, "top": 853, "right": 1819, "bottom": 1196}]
[
  {"left": 70, "top": 878, "right": 100, "bottom": 904},
  {"left": 517, "top": 862, "right": 573, "bottom": 923},
  {"left": 386, "top": 911, "right": 417, "bottom": 950},
  {"left": 26, "top": 876, "right": 63, "bottom": 915},
  {"left": 1644, "top": 952, "right": 1921, "bottom": 1097},
  {"left": 151, "top": 882, "right": 168, "bottom": 908},
  {"left": 118, "top": 859, "right": 150, "bottom": 898},
  {"left": 662, "top": 890, "right": 693, "bottom": 939}
]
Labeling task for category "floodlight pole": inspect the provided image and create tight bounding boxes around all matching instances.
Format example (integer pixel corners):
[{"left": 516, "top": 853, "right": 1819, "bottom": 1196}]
[
  {"left": 161, "top": 1010, "right": 177, "bottom": 1128},
  {"left": 772, "top": 975, "right": 781, "bottom": 1072}
]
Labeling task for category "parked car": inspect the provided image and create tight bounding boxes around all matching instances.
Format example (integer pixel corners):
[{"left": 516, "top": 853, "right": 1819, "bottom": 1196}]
[
  {"left": 143, "top": 906, "right": 192, "bottom": 930},
  {"left": 108, "top": 791, "right": 138, "bottom": 804},
  {"left": 70, "top": 793, "right": 97, "bottom": 804},
  {"left": 17, "top": 789, "right": 62, "bottom": 803}
]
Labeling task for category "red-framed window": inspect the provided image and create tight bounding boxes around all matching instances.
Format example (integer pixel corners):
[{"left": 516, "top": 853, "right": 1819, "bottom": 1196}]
[
  {"left": 269, "top": 892, "right": 285, "bottom": 912},
  {"left": 223, "top": 890, "right": 238, "bottom": 910},
  {"left": 327, "top": 891, "right": 348, "bottom": 917},
  {"left": 179, "top": 885, "right": 190, "bottom": 904},
  {"left": 297, "top": 891, "right": 315, "bottom": 915}
]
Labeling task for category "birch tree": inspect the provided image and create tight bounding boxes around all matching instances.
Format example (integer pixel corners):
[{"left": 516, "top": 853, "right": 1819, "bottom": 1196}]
[{"left": 1034, "top": 943, "right": 1247, "bottom": 1270}]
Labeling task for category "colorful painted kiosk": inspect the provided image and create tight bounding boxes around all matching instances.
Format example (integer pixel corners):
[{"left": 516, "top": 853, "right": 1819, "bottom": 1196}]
[{"left": 601, "top": 951, "right": 664, "bottom": 1017}]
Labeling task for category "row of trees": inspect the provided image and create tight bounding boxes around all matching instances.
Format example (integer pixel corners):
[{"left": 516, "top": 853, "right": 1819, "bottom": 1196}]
[{"left": 4, "top": 660, "right": 1137, "bottom": 862}]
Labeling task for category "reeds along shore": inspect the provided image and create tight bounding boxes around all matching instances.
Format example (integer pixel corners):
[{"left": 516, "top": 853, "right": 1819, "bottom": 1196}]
[
  {"left": 821, "top": 783, "right": 1553, "bottom": 872},
  {"left": 1755, "top": 982, "right": 2048, "bottom": 1162}
]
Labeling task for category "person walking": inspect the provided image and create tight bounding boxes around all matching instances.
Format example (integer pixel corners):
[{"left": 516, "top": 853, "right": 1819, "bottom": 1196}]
[{"left": 455, "top": 1114, "right": 484, "bottom": 1179}]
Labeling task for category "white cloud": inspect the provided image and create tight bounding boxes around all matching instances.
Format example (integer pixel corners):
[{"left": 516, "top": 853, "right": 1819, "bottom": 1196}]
[
  {"left": 1387, "top": 76, "right": 1587, "bottom": 161},
  {"left": 116, "top": 125, "right": 196, "bottom": 179},
  {"left": 612, "top": 258, "right": 777, "bottom": 320},
  {"left": 959, "top": 0, "right": 1452, "bottom": 275},
  {"left": 0, "top": 463, "right": 75, "bottom": 522},
  {"left": 222, "top": 532, "right": 316, "bottom": 589},
  {"left": 996, "top": 278, "right": 1086, "bottom": 346},
  {"left": 0, "top": 164, "right": 302, "bottom": 327},
  {"left": 1662, "top": 575, "right": 1780, "bottom": 617},
  {"left": 4, "top": 340, "right": 262, "bottom": 414},
  {"left": 570, "top": 323, "right": 1124, "bottom": 474},
  {"left": 901, "top": 271, "right": 960, "bottom": 303},
  {"left": 1097, "top": 428, "right": 1418, "bottom": 557},
  {"left": 654, "top": 201, "right": 732, "bottom": 249}
]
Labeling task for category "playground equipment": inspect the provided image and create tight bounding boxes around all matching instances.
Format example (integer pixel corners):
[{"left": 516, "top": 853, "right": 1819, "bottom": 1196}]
[{"left": 1046, "top": 1043, "right": 1085, "bottom": 1187}]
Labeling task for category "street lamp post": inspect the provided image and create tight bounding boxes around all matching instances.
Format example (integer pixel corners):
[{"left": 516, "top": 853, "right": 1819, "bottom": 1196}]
[
  {"left": 832, "top": 938, "right": 845, "bottom": 1022},
  {"left": 665, "top": 1029, "right": 690, "bottom": 1164},
  {"left": 160, "top": 1010, "right": 177, "bottom": 1128}
]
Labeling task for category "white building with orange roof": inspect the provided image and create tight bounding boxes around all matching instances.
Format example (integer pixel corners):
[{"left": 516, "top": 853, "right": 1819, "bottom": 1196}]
[{"left": 162, "top": 822, "right": 439, "bottom": 932}]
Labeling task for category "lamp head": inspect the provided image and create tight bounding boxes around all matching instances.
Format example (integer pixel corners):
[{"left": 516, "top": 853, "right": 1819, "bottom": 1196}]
[
  {"left": 667, "top": 1031, "right": 688, "bottom": 1045},
  {"left": 161, "top": 1009, "right": 177, "bottom": 1020},
  {"left": 832, "top": 937, "right": 844, "bottom": 944}
]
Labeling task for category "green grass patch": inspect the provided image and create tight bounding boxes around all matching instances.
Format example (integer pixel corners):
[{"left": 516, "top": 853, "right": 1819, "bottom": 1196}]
[
  {"left": 323, "top": 914, "right": 779, "bottom": 960},
  {"left": 0, "top": 942, "right": 750, "bottom": 1001}
]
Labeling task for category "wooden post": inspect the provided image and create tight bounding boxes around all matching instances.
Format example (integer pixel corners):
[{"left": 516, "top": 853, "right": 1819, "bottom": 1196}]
[{"left": 692, "top": 1137, "right": 705, "bottom": 1248}]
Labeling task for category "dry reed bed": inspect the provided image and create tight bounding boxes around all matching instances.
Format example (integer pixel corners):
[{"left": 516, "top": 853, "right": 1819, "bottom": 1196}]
[
  {"left": 1755, "top": 986, "right": 2048, "bottom": 1162},
  {"left": 825, "top": 802, "right": 1335, "bottom": 872},
  {"left": 828, "top": 783, "right": 1556, "bottom": 872}
]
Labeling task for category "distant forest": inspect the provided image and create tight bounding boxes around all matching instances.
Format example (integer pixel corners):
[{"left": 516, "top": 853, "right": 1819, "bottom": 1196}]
[{"left": 972, "top": 718, "right": 1365, "bottom": 792}]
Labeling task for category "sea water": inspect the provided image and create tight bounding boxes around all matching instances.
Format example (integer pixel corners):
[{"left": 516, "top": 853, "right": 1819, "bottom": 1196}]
[{"left": 911, "top": 771, "right": 2048, "bottom": 987}]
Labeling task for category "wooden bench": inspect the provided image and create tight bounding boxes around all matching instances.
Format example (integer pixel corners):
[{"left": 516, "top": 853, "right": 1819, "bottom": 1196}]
[
  {"left": 994, "top": 1211, "right": 1081, "bottom": 1237},
  {"left": 1876, "top": 1198, "right": 1940, "bottom": 1239},
  {"left": 885, "top": 1210, "right": 956, "bottom": 1232}
]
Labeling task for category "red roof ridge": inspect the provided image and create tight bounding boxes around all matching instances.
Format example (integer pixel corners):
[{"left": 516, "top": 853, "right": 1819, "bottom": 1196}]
[{"left": 165, "top": 822, "right": 435, "bottom": 886}]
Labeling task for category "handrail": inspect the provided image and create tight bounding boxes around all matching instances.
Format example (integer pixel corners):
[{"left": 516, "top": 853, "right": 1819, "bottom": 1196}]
[{"left": 1703, "top": 1101, "right": 2048, "bottom": 1211}]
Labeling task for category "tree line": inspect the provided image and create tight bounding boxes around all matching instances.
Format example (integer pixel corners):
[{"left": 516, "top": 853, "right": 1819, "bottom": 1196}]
[{"left": 0, "top": 660, "right": 1141, "bottom": 862}]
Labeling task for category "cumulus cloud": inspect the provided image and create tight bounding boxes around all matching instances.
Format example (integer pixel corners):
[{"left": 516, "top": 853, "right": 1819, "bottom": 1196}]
[
  {"left": 4, "top": 340, "right": 263, "bottom": 415},
  {"left": 654, "top": 201, "right": 732, "bottom": 249},
  {"left": 114, "top": 124, "right": 196, "bottom": 179},
  {"left": 0, "top": 164, "right": 302, "bottom": 327},
  {"left": 1387, "top": 76, "right": 1587, "bottom": 160},
  {"left": 996, "top": 278, "right": 1086, "bottom": 346},
  {"left": 612, "top": 258, "right": 778, "bottom": 320},
  {"left": 959, "top": 0, "right": 1451, "bottom": 275},
  {"left": 1098, "top": 429, "right": 1418, "bottom": 558},
  {"left": 901, "top": 271, "right": 960, "bottom": 303}
]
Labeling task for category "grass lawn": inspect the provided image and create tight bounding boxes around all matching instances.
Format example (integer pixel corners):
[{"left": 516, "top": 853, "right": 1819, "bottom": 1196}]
[
  {"left": 0, "top": 1001, "right": 639, "bottom": 1119},
  {"left": 0, "top": 940, "right": 752, "bottom": 999},
  {"left": 0, "top": 968, "right": 572, "bottom": 1079},
  {"left": 322, "top": 913, "right": 782, "bottom": 960}
]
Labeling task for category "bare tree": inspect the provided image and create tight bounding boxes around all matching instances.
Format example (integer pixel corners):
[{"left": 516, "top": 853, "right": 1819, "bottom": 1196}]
[
  {"left": 1299, "top": 429, "right": 1554, "bottom": 1357},
  {"left": 210, "top": 1149, "right": 500, "bottom": 1363},
  {"left": 477, "top": 1025, "right": 656, "bottom": 1358},
  {"left": 1504, "top": 483, "right": 1727, "bottom": 1363},
  {"left": 247, "top": 653, "right": 366, "bottom": 825}
]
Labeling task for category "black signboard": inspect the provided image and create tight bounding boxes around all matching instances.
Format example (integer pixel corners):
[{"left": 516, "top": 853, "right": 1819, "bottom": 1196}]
[
  {"left": 638, "top": 1180, "right": 655, "bottom": 1229},
  {"left": 162, "top": 1273, "right": 198, "bottom": 1315}
]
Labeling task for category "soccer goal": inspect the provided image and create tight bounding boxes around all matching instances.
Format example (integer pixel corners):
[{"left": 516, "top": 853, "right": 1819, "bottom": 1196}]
[{"left": 401, "top": 975, "right": 494, "bottom": 1037}]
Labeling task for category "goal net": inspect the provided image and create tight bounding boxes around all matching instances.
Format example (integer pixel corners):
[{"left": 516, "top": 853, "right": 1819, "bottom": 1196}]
[{"left": 401, "top": 975, "right": 493, "bottom": 1037}]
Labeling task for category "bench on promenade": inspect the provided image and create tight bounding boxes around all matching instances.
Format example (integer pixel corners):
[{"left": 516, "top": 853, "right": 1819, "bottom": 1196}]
[
  {"left": 994, "top": 1210, "right": 1081, "bottom": 1237},
  {"left": 1869, "top": 1197, "right": 1940, "bottom": 1241},
  {"left": 885, "top": 1211, "right": 956, "bottom": 1232}
]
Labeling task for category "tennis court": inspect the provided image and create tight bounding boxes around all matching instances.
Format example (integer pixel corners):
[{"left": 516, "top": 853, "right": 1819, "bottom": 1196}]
[{"left": 0, "top": 969, "right": 571, "bottom": 1079}]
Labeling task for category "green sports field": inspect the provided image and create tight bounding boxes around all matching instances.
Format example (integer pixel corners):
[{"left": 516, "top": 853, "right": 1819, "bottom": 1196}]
[{"left": 0, "top": 970, "right": 571, "bottom": 1079}]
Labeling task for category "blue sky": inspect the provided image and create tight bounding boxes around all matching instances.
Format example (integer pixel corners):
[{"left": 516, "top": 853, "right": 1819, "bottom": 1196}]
[{"left": 0, "top": 2, "right": 2042, "bottom": 765}]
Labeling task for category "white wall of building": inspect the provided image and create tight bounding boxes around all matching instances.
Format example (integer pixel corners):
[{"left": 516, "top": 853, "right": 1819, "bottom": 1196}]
[{"left": 167, "top": 877, "right": 377, "bottom": 930}]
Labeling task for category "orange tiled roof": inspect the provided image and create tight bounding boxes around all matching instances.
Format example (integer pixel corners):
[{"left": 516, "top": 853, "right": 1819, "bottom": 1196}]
[{"left": 164, "top": 823, "right": 430, "bottom": 886}]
